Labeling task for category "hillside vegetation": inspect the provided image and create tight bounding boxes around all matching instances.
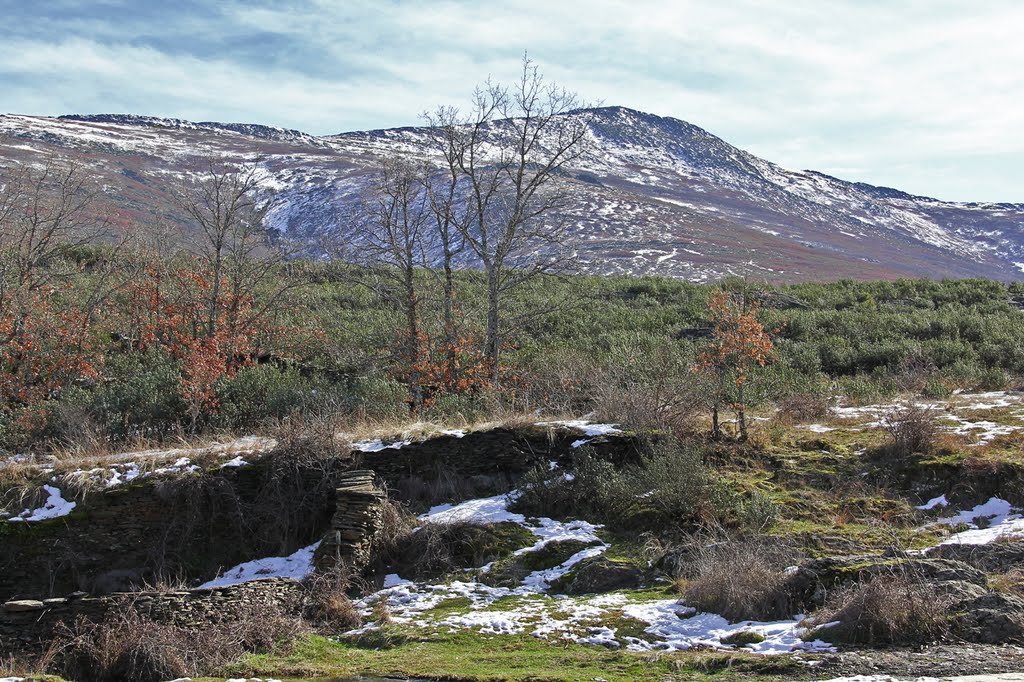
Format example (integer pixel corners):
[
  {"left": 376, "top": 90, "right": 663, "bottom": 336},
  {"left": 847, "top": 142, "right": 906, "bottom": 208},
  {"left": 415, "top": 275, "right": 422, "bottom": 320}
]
[{"left": 2, "top": 245, "right": 1023, "bottom": 454}]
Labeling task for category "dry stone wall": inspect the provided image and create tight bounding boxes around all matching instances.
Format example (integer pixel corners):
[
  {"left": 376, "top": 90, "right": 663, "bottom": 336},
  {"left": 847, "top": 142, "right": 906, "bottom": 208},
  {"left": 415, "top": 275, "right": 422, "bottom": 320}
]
[
  {"left": 0, "top": 577, "right": 301, "bottom": 657},
  {"left": 314, "top": 470, "right": 387, "bottom": 574}
]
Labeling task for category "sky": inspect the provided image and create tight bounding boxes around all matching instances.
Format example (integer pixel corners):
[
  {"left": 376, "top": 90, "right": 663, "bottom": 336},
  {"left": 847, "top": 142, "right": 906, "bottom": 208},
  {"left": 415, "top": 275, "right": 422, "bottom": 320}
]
[{"left": 1, "top": 0, "right": 1021, "bottom": 203}]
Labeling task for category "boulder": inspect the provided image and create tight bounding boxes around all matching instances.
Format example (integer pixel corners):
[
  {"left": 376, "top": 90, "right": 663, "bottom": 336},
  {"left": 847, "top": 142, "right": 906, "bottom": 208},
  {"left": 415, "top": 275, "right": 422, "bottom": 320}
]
[
  {"left": 927, "top": 541, "right": 1024, "bottom": 573},
  {"left": 953, "top": 592, "right": 1024, "bottom": 644},
  {"left": 3, "top": 599, "right": 45, "bottom": 612},
  {"left": 554, "top": 557, "right": 643, "bottom": 594},
  {"left": 785, "top": 555, "right": 987, "bottom": 608}
]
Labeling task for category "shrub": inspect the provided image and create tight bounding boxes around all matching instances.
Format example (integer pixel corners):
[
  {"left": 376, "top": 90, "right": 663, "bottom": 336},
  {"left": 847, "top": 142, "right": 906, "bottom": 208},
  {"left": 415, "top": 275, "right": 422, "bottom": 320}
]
[
  {"left": 53, "top": 600, "right": 306, "bottom": 682},
  {"left": 680, "top": 538, "right": 800, "bottom": 621},
  {"left": 302, "top": 569, "right": 363, "bottom": 633},
  {"left": 879, "top": 401, "right": 940, "bottom": 458},
  {"left": 806, "top": 573, "right": 953, "bottom": 646},
  {"left": 511, "top": 436, "right": 773, "bottom": 533},
  {"left": 777, "top": 392, "right": 830, "bottom": 423}
]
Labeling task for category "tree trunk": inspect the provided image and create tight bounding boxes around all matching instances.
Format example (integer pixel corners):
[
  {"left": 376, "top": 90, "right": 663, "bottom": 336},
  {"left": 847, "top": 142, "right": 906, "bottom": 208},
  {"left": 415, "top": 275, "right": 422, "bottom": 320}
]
[
  {"left": 485, "top": 266, "right": 501, "bottom": 382},
  {"left": 737, "top": 383, "right": 748, "bottom": 441},
  {"left": 712, "top": 405, "right": 720, "bottom": 440},
  {"left": 404, "top": 271, "right": 423, "bottom": 415},
  {"left": 442, "top": 258, "right": 457, "bottom": 379}
]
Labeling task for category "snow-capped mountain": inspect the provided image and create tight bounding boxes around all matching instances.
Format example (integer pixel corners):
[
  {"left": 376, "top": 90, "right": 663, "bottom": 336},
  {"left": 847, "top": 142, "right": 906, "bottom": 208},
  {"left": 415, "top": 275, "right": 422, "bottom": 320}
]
[{"left": 0, "top": 107, "right": 1021, "bottom": 283}]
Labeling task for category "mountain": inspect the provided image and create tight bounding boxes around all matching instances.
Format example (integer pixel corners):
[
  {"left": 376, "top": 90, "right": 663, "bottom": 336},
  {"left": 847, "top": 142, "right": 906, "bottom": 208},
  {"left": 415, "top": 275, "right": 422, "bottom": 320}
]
[{"left": 0, "top": 107, "right": 1021, "bottom": 283}]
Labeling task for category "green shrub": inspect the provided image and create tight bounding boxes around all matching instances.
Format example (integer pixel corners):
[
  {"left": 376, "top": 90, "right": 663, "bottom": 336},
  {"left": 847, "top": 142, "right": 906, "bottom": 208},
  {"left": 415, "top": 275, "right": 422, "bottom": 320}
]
[{"left": 511, "top": 437, "right": 773, "bottom": 533}]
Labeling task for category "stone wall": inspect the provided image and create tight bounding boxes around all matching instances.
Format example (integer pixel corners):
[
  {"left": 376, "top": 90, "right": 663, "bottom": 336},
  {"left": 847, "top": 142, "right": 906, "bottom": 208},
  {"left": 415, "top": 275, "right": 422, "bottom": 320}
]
[
  {"left": 0, "top": 577, "right": 301, "bottom": 657},
  {"left": 0, "top": 461, "right": 334, "bottom": 601},
  {"left": 358, "top": 426, "right": 640, "bottom": 482},
  {"left": 314, "top": 470, "right": 387, "bottom": 574},
  {"left": 0, "top": 426, "right": 640, "bottom": 601}
]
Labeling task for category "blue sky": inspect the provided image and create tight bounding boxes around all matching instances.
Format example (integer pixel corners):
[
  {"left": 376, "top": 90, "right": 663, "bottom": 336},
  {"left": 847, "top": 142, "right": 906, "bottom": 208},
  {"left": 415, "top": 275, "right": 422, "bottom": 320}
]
[{"left": 1, "top": 0, "right": 1022, "bottom": 202}]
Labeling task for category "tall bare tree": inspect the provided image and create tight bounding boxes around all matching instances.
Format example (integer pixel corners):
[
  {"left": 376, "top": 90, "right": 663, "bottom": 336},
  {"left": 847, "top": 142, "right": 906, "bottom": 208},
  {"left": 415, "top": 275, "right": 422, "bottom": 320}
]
[
  {"left": 0, "top": 158, "right": 107, "bottom": 312},
  {"left": 176, "top": 157, "right": 289, "bottom": 352},
  {"left": 420, "top": 106, "right": 469, "bottom": 376},
  {"left": 444, "top": 55, "right": 592, "bottom": 378},
  {"left": 0, "top": 158, "right": 118, "bottom": 405},
  {"left": 349, "top": 157, "right": 432, "bottom": 413}
]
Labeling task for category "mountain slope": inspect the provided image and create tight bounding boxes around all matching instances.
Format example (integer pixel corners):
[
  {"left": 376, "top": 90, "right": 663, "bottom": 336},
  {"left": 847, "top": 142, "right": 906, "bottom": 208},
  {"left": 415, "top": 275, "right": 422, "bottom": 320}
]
[{"left": 0, "top": 107, "right": 1021, "bottom": 283}]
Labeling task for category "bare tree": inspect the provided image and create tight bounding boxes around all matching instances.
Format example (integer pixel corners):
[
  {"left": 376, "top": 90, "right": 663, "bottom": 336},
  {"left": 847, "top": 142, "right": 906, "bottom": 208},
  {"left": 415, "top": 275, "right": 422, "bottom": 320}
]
[
  {"left": 420, "top": 106, "right": 469, "bottom": 377},
  {"left": 176, "top": 157, "right": 292, "bottom": 354},
  {"left": 0, "top": 158, "right": 119, "bottom": 405},
  {"left": 444, "top": 55, "right": 592, "bottom": 379},
  {"left": 349, "top": 157, "right": 432, "bottom": 413},
  {"left": 0, "top": 158, "right": 107, "bottom": 312}
]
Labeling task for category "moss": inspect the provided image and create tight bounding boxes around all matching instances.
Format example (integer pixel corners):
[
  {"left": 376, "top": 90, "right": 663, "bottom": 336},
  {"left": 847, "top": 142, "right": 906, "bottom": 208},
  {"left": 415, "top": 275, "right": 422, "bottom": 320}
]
[
  {"left": 235, "top": 630, "right": 802, "bottom": 682},
  {"left": 481, "top": 539, "right": 600, "bottom": 587},
  {"left": 720, "top": 629, "right": 767, "bottom": 646}
]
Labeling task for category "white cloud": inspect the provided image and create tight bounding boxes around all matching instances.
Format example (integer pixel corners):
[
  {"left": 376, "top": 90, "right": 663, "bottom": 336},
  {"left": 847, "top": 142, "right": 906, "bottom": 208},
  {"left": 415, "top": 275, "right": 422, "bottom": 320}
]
[{"left": 0, "top": 1, "right": 1022, "bottom": 201}]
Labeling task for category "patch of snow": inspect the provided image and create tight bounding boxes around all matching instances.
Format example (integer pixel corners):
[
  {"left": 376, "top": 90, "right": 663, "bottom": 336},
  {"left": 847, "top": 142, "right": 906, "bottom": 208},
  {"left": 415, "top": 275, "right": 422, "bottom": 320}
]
[
  {"left": 916, "top": 495, "right": 948, "bottom": 510},
  {"left": 931, "top": 497, "right": 1024, "bottom": 545},
  {"left": 801, "top": 424, "right": 836, "bottom": 433},
  {"left": 538, "top": 419, "right": 622, "bottom": 437},
  {"left": 198, "top": 541, "right": 320, "bottom": 588},
  {"left": 351, "top": 438, "right": 412, "bottom": 452},
  {"left": 220, "top": 455, "right": 249, "bottom": 468},
  {"left": 571, "top": 439, "right": 592, "bottom": 448},
  {"left": 8, "top": 485, "right": 76, "bottom": 522},
  {"left": 382, "top": 573, "right": 411, "bottom": 588},
  {"left": 621, "top": 600, "right": 831, "bottom": 654}
]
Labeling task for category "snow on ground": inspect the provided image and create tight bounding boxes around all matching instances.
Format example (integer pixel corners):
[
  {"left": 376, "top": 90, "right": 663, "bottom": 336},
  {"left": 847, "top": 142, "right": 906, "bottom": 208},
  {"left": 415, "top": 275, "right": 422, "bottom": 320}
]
[
  {"left": 917, "top": 494, "right": 949, "bottom": 510},
  {"left": 538, "top": 419, "right": 623, "bottom": 437},
  {"left": 198, "top": 541, "right": 320, "bottom": 588},
  {"left": 351, "top": 438, "right": 412, "bottom": 452},
  {"left": 621, "top": 600, "right": 831, "bottom": 654},
  {"left": 7, "top": 485, "right": 76, "bottom": 522},
  {"left": 933, "top": 497, "right": 1024, "bottom": 545},
  {"left": 819, "top": 671, "right": 1024, "bottom": 675},
  {"left": 807, "top": 392, "right": 1024, "bottom": 444},
  {"left": 353, "top": 490, "right": 829, "bottom": 654}
]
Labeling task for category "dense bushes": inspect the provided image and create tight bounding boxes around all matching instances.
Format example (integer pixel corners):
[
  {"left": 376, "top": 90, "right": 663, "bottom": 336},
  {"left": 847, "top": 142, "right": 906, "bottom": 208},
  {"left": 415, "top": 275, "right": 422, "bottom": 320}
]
[
  {"left": 3, "top": 263, "right": 1024, "bottom": 453},
  {"left": 510, "top": 436, "right": 774, "bottom": 533}
]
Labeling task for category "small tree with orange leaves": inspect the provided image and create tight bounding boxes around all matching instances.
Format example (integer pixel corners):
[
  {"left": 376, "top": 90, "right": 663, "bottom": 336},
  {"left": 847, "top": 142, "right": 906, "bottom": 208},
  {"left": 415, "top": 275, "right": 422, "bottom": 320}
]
[{"left": 694, "top": 289, "right": 774, "bottom": 440}]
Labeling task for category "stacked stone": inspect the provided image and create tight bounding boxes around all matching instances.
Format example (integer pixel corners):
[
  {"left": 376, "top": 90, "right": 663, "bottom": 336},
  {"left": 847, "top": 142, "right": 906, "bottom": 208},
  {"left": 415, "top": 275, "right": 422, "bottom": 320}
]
[
  {"left": 315, "top": 470, "right": 386, "bottom": 574},
  {"left": 0, "top": 577, "right": 302, "bottom": 657}
]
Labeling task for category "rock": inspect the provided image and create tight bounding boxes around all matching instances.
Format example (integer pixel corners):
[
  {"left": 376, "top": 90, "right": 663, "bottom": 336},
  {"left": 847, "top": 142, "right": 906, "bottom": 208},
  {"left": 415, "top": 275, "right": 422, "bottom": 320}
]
[
  {"left": 954, "top": 593, "right": 1024, "bottom": 644},
  {"left": 554, "top": 557, "right": 643, "bottom": 595},
  {"left": 935, "top": 580, "right": 989, "bottom": 602},
  {"left": 786, "top": 555, "right": 988, "bottom": 608},
  {"left": 927, "top": 541, "right": 1024, "bottom": 573},
  {"left": 3, "top": 599, "right": 45, "bottom": 612}
]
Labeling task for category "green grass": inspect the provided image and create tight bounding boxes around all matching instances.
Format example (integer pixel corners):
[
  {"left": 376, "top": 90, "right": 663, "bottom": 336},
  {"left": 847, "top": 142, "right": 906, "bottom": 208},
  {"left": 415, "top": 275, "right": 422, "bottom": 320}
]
[{"left": 233, "top": 630, "right": 810, "bottom": 682}]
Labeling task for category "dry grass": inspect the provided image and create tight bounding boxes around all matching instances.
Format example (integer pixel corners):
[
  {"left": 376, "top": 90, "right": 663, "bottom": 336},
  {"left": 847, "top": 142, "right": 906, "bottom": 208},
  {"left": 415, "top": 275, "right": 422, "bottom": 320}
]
[
  {"left": 678, "top": 538, "right": 801, "bottom": 622},
  {"left": 51, "top": 599, "right": 307, "bottom": 682},
  {"left": 880, "top": 401, "right": 941, "bottom": 458},
  {"left": 807, "top": 571, "right": 954, "bottom": 646},
  {"left": 302, "top": 568, "right": 364, "bottom": 633},
  {"left": 989, "top": 569, "right": 1024, "bottom": 596}
]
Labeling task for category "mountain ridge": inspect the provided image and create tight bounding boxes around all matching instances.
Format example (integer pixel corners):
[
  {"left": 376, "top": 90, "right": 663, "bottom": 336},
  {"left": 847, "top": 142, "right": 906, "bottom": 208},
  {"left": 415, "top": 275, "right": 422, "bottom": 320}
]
[{"left": 1, "top": 106, "right": 1021, "bottom": 283}]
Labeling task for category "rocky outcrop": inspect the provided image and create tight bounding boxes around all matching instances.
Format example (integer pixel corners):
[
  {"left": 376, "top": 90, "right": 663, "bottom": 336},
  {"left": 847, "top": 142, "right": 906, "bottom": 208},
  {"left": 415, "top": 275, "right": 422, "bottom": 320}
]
[
  {"left": 552, "top": 557, "right": 644, "bottom": 595},
  {"left": 793, "top": 554, "right": 1024, "bottom": 645},
  {"left": 927, "top": 541, "right": 1024, "bottom": 573}
]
